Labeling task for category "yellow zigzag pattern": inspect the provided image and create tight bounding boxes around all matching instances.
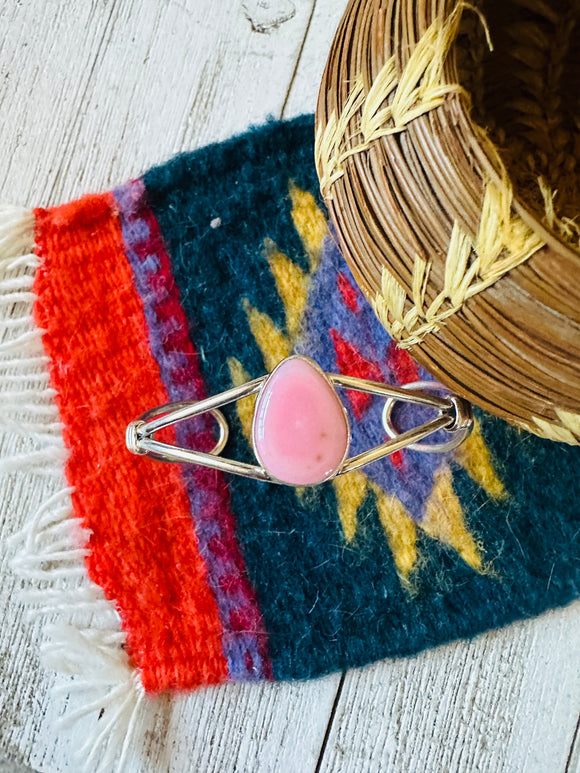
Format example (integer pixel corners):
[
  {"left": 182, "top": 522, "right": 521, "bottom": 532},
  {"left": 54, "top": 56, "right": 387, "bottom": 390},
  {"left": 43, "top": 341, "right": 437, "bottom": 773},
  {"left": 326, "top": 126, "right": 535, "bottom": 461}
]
[
  {"left": 372, "top": 482, "right": 418, "bottom": 580},
  {"left": 289, "top": 183, "right": 327, "bottom": 273},
  {"left": 331, "top": 459, "right": 498, "bottom": 584},
  {"left": 229, "top": 184, "right": 506, "bottom": 587},
  {"left": 227, "top": 184, "right": 327, "bottom": 443}
]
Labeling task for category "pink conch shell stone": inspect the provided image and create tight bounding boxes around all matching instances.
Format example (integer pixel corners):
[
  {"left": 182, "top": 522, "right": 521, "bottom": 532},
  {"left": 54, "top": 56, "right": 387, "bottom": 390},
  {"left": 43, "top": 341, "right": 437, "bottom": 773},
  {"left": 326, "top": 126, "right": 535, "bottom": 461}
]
[{"left": 252, "top": 357, "right": 350, "bottom": 485}]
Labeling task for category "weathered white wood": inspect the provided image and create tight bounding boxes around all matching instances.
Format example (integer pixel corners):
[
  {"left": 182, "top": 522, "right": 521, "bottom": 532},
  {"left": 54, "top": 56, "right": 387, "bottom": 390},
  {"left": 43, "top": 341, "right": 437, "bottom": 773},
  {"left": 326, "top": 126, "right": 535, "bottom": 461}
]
[
  {"left": 282, "top": 0, "right": 344, "bottom": 120},
  {"left": 568, "top": 723, "right": 580, "bottom": 773},
  {"left": 0, "top": 0, "right": 322, "bottom": 208},
  {"left": 139, "top": 678, "right": 340, "bottom": 773},
  {"left": 0, "top": 439, "right": 62, "bottom": 771},
  {"left": 50, "top": 0, "right": 320, "bottom": 200},
  {"left": 0, "top": 1, "right": 340, "bottom": 771},
  {"left": 0, "top": 0, "right": 117, "bottom": 207},
  {"left": 1, "top": 0, "right": 579, "bottom": 771},
  {"left": 318, "top": 604, "right": 580, "bottom": 773},
  {"left": 23, "top": 675, "right": 340, "bottom": 773}
]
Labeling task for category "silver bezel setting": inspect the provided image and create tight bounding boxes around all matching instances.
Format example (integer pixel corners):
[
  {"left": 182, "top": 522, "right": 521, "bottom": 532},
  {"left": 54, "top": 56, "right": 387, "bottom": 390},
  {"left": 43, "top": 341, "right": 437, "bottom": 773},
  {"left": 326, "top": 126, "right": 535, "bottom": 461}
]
[
  {"left": 250, "top": 355, "right": 352, "bottom": 486},
  {"left": 126, "top": 356, "right": 474, "bottom": 485}
]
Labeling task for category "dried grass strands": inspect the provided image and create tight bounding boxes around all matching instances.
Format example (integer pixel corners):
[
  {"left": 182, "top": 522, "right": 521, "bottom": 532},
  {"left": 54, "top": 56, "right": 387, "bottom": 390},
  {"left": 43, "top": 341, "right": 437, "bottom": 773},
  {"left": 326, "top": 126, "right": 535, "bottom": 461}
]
[
  {"left": 316, "top": 0, "right": 580, "bottom": 443},
  {"left": 317, "top": 2, "right": 492, "bottom": 197}
]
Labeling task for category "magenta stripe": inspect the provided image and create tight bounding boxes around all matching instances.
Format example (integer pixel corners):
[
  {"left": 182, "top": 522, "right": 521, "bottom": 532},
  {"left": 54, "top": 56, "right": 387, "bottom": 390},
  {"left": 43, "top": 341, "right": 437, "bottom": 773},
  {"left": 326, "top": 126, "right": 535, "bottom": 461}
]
[{"left": 114, "top": 179, "right": 272, "bottom": 681}]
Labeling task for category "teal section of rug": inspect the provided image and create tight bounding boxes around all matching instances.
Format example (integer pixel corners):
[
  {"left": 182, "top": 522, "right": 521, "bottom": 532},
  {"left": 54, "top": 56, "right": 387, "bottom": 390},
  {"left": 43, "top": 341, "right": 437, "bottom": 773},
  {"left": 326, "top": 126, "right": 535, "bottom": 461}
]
[{"left": 143, "top": 116, "right": 580, "bottom": 681}]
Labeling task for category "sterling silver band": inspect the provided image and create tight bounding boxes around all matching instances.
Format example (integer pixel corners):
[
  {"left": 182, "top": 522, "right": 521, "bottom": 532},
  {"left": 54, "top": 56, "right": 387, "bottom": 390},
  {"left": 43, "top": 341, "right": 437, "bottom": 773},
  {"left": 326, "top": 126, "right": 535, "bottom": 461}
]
[{"left": 126, "top": 357, "right": 473, "bottom": 485}]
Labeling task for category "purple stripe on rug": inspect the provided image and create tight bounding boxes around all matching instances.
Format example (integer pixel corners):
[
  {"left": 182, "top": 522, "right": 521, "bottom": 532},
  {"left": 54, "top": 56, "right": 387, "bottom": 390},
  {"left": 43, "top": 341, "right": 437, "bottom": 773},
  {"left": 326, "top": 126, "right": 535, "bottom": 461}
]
[{"left": 113, "top": 178, "right": 273, "bottom": 682}]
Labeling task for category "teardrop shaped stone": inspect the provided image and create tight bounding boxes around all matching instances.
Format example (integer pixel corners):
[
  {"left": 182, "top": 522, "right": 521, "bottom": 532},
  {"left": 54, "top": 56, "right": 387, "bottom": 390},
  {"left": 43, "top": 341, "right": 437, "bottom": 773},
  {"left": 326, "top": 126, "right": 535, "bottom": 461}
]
[{"left": 252, "top": 356, "right": 350, "bottom": 485}]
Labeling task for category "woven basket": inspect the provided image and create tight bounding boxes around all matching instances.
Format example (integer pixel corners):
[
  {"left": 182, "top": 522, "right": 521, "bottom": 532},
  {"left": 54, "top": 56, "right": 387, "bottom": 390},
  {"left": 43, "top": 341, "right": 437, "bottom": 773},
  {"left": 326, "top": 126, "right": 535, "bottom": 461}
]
[{"left": 315, "top": 0, "right": 580, "bottom": 443}]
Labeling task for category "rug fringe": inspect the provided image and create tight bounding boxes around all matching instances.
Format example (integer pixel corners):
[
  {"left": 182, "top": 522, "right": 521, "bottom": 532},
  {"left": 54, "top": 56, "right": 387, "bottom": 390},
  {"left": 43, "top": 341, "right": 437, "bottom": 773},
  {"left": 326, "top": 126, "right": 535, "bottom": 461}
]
[{"left": 1, "top": 204, "right": 146, "bottom": 772}]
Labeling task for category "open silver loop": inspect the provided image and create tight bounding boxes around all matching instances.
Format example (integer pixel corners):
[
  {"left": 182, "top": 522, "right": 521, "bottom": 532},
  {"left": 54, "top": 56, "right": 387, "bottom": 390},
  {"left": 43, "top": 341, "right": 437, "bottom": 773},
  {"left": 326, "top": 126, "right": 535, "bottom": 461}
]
[
  {"left": 126, "top": 376, "right": 272, "bottom": 481},
  {"left": 382, "top": 381, "right": 473, "bottom": 453},
  {"left": 127, "top": 402, "right": 229, "bottom": 457}
]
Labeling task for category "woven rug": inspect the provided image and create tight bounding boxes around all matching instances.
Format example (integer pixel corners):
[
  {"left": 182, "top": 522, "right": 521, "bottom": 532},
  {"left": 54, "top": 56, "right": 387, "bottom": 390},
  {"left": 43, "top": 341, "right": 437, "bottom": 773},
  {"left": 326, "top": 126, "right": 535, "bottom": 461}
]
[{"left": 2, "top": 115, "right": 579, "bottom": 768}]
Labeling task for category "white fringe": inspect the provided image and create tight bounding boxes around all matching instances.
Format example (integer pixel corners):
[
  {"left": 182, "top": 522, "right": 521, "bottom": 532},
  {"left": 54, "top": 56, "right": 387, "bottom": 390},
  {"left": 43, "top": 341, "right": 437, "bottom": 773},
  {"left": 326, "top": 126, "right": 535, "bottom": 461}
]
[{"left": 1, "top": 204, "right": 146, "bottom": 772}]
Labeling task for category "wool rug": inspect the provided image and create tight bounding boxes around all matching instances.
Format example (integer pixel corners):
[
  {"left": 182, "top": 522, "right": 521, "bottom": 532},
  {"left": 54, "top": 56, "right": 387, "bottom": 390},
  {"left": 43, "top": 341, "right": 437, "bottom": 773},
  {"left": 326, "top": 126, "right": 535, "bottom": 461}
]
[{"left": 2, "top": 115, "right": 579, "bottom": 769}]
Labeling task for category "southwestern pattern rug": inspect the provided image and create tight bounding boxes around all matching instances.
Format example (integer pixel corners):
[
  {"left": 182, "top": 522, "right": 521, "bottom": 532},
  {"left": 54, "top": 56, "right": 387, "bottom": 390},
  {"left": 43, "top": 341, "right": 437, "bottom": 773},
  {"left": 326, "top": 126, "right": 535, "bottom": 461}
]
[{"left": 2, "top": 115, "right": 579, "bottom": 769}]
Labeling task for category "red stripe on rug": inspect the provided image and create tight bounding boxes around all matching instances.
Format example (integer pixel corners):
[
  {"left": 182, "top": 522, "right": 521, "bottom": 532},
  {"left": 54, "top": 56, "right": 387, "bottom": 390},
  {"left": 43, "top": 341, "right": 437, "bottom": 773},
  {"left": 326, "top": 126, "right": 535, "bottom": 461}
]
[{"left": 33, "top": 193, "right": 229, "bottom": 692}]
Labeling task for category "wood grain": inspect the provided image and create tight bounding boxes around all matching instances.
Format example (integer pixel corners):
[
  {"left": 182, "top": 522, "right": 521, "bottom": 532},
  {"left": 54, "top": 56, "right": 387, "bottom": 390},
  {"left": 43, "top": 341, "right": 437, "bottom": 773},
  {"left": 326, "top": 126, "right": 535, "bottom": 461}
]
[
  {"left": 0, "top": 0, "right": 578, "bottom": 771},
  {"left": 318, "top": 605, "right": 580, "bottom": 773}
]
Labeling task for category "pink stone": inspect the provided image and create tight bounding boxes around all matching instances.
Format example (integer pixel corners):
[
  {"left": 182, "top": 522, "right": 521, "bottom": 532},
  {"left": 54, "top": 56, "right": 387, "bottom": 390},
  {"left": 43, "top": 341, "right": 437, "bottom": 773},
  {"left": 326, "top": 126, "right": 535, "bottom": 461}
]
[{"left": 252, "top": 356, "right": 350, "bottom": 486}]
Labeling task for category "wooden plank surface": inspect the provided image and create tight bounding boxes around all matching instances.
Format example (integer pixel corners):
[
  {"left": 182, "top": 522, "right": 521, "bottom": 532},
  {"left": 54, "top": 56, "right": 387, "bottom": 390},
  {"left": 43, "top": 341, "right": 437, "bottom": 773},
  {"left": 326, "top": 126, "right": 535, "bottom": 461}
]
[
  {"left": 0, "top": 0, "right": 579, "bottom": 771},
  {"left": 318, "top": 606, "right": 580, "bottom": 773}
]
